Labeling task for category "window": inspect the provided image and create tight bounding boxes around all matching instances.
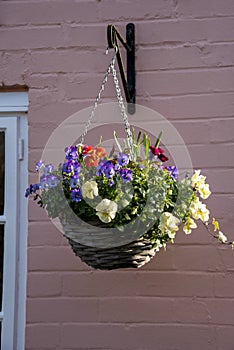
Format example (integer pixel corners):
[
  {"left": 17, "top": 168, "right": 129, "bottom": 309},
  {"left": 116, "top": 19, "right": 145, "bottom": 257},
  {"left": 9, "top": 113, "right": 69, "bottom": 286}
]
[{"left": 0, "top": 92, "right": 28, "bottom": 350}]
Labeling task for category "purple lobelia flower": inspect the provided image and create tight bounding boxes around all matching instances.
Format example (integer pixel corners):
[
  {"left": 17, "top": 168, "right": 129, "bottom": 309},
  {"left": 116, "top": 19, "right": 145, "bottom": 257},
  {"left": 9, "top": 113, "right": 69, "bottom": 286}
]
[
  {"left": 65, "top": 146, "right": 78, "bottom": 160},
  {"left": 35, "top": 160, "right": 44, "bottom": 172},
  {"left": 119, "top": 168, "right": 133, "bottom": 183},
  {"left": 40, "top": 176, "right": 49, "bottom": 189},
  {"left": 117, "top": 153, "right": 129, "bottom": 167},
  {"left": 166, "top": 166, "right": 178, "bottom": 180},
  {"left": 47, "top": 175, "right": 59, "bottom": 188},
  {"left": 44, "top": 164, "right": 54, "bottom": 176},
  {"left": 71, "top": 187, "right": 82, "bottom": 202}
]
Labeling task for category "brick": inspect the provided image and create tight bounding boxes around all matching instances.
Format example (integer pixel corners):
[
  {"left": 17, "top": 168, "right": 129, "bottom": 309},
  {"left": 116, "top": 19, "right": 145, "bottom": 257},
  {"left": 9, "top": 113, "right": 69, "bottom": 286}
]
[
  {"left": 0, "top": 26, "right": 65, "bottom": 50},
  {"left": 215, "top": 273, "right": 234, "bottom": 297},
  {"left": 27, "top": 298, "right": 99, "bottom": 323},
  {"left": 63, "top": 74, "right": 117, "bottom": 99},
  {"left": 0, "top": 51, "right": 31, "bottom": 86},
  {"left": 0, "top": 1, "right": 98, "bottom": 26},
  {"left": 176, "top": 0, "right": 234, "bottom": 18},
  {"left": 216, "top": 246, "right": 234, "bottom": 272},
  {"left": 215, "top": 326, "right": 234, "bottom": 350},
  {"left": 28, "top": 246, "right": 90, "bottom": 271},
  {"left": 26, "top": 74, "right": 59, "bottom": 90},
  {"left": 141, "top": 244, "right": 175, "bottom": 271},
  {"left": 62, "top": 271, "right": 214, "bottom": 297},
  {"left": 175, "top": 223, "right": 214, "bottom": 245},
  {"left": 61, "top": 324, "right": 215, "bottom": 350},
  {"left": 99, "top": 297, "right": 175, "bottom": 323},
  {"left": 143, "top": 119, "right": 211, "bottom": 145},
  {"left": 173, "top": 298, "right": 212, "bottom": 324},
  {"left": 210, "top": 118, "right": 234, "bottom": 143},
  {"left": 66, "top": 25, "right": 105, "bottom": 48},
  {"left": 28, "top": 221, "right": 63, "bottom": 247},
  {"left": 30, "top": 49, "right": 109, "bottom": 74},
  {"left": 205, "top": 299, "right": 234, "bottom": 325},
  {"left": 138, "top": 68, "right": 234, "bottom": 96},
  {"left": 28, "top": 121, "right": 59, "bottom": 150},
  {"left": 28, "top": 100, "right": 82, "bottom": 126},
  {"left": 138, "top": 92, "right": 234, "bottom": 119},
  {"left": 173, "top": 246, "right": 225, "bottom": 272},
  {"left": 26, "top": 324, "right": 60, "bottom": 349},
  {"left": 138, "top": 43, "right": 234, "bottom": 70},
  {"left": 202, "top": 169, "right": 234, "bottom": 194},
  {"left": 28, "top": 203, "right": 50, "bottom": 222},
  {"left": 187, "top": 143, "right": 234, "bottom": 168},
  {"left": 206, "top": 195, "right": 234, "bottom": 219},
  {"left": 27, "top": 273, "right": 62, "bottom": 297},
  {"left": 138, "top": 18, "right": 234, "bottom": 45},
  {"left": 98, "top": 0, "right": 174, "bottom": 21}
]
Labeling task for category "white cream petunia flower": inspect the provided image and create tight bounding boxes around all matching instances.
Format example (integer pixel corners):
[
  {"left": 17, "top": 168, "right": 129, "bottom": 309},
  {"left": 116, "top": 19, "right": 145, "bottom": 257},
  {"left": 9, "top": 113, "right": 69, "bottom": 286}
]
[
  {"left": 82, "top": 180, "right": 98, "bottom": 199},
  {"left": 159, "top": 212, "right": 180, "bottom": 239},
  {"left": 96, "top": 198, "right": 118, "bottom": 223}
]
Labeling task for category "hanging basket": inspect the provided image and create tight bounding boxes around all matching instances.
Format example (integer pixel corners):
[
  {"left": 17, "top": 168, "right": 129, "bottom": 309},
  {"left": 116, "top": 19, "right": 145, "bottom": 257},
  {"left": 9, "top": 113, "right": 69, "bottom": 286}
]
[{"left": 61, "top": 218, "right": 157, "bottom": 270}]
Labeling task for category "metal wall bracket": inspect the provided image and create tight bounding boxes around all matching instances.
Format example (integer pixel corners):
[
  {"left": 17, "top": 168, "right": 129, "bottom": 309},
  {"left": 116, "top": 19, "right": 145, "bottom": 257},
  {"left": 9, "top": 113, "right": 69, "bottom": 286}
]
[{"left": 107, "top": 23, "right": 135, "bottom": 114}]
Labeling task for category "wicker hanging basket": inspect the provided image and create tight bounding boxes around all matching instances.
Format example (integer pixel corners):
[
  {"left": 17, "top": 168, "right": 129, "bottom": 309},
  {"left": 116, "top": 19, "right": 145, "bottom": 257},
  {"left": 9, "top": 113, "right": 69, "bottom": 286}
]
[{"left": 61, "top": 218, "right": 157, "bottom": 270}]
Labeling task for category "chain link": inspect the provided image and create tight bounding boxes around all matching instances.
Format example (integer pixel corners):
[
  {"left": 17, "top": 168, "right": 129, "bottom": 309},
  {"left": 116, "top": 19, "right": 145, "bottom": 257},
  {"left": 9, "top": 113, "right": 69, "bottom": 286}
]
[
  {"left": 80, "top": 48, "right": 134, "bottom": 160},
  {"left": 80, "top": 49, "right": 116, "bottom": 144},
  {"left": 110, "top": 60, "right": 134, "bottom": 159}
]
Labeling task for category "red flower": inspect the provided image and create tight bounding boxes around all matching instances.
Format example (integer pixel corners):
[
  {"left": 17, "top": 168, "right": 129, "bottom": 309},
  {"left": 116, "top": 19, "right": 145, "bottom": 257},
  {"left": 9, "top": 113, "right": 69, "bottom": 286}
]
[
  {"left": 82, "top": 145, "right": 93, "bottom": 154},
  {"left": 150, "top": 146, "right": 164, "bottom": 156},
  {"left": 94, "top": 147, "right": 106, "bottom": 158},
  {"left": 84, "top": 155, "right": 99, "bottom": 167},
  {"left": 150, "top": 146, "right": 168, "bottom": 162},
  {"left": 158, "top": 154, "right": 168, "bottom": 162}
]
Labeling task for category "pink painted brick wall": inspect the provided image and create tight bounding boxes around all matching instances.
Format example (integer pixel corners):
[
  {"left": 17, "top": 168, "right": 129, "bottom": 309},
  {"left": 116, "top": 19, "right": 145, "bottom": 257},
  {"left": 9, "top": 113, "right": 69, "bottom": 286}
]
[{"left": 1, "top": 0, "right": 234, "bottom": 349}]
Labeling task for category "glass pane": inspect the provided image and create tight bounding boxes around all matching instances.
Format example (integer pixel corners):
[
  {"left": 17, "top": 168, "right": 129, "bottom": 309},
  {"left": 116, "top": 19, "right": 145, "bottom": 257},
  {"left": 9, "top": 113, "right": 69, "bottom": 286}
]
[
  {"left": 0, "top": 132, "right": 5, "bottom": 215},
  {"left": 0, "top": 225, "right": 3, "bottom": 312}
]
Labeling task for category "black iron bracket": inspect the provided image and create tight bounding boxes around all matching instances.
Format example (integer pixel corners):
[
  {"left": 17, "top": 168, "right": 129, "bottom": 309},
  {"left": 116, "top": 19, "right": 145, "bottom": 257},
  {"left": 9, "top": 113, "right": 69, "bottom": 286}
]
[{"left": 107, "top": 23, "right": 135, "bottom": 114}]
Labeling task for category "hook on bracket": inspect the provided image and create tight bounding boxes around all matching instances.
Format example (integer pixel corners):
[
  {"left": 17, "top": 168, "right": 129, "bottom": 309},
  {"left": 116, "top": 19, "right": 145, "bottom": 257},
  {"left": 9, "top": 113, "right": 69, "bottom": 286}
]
[{"left": 107, "top": 23, "right": 135, "bottom": 114}]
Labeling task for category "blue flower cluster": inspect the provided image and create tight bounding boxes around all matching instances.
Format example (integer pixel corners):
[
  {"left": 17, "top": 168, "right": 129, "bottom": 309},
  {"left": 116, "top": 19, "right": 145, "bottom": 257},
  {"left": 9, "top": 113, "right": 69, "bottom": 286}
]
[
  {"left": 96, "top": 153, "right": 133, "bottom": 184},
  {"left": 25, "top": 161, "right": 59, "bottom": 197},
  {"left": 62, "top": 146, "right": 82, "bottom": 202}
]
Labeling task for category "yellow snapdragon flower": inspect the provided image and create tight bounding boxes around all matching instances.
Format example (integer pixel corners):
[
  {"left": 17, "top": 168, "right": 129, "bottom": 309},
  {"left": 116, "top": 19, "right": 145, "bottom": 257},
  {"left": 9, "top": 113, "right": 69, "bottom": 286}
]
[
  {"left": 183, "top": 217, "right": 197, "bottom": 234},
  {"left": 191, "top": 170, "right": 211, "bottom": 199},
  {"left": 190, "top": 197, "right": 210, "bottom": 222}
]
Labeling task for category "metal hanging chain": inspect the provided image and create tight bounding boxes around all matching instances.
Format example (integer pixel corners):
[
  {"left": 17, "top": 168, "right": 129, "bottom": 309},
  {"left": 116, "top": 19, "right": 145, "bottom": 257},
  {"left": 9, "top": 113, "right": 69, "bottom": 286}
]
[
  {"left": 110, "top": 59, "right": 134, "bottom": 159},
  {"left": 80, "top": 48, "right": 116, "bottom": 144},
  {"left": 80, "top": 47, "right": 134, "bottom": 160}
]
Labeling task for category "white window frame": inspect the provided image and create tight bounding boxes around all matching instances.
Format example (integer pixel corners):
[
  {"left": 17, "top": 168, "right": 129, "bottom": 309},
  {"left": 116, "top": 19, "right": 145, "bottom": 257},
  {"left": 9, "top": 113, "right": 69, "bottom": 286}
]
[{"left": 0, "top": 92, "right": 28, "bottom": 350}]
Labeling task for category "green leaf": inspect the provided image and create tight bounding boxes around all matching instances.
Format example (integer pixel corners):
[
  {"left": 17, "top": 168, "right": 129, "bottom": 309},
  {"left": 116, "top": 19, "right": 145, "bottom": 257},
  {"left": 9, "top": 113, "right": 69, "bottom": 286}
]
[
  {"left": 113, "top": 131, "right": 122, "bottom": 152},
  {"left": 131, "top": 128, "right": 135, "bottom": 143},
  {"left": 137, "top": 131, "right": 142, "bottom": 144},
  {"left": 154, "top": 130, "right": 163, "bottom": 148}
]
